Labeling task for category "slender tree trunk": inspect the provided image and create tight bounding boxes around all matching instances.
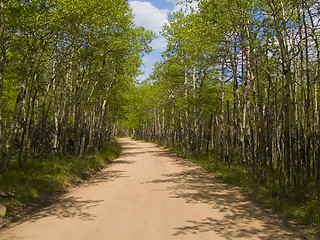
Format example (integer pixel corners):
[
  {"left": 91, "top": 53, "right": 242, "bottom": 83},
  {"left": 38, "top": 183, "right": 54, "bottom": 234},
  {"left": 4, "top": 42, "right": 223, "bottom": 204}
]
[
  {"left": 302, "top": 6, "right": 311, "bottom": 187},
  {"left": 4, "top": 78, "right": 28, "bottom": 165},
  {"left": 206, "top": 114, "right": 213, "bottom": 155},
  {"left": 306, "top": 3, "right": 320, "bottom": 192},
  {"left": 0, "top": 1, "right": 5, "bottom": 170},
  {"left": 183, "top": 63, "right": 189, "bottom": 154},
  {"left": 268, "top": 0, "right": 297, "bottom": 186},
  {"left": 60, "top": 56, "right": 74, "bottom": 154},
  {"left": 228, "top": 36, "right": 239, "bottom": 155},
  {"left": 243, "top": 24, "right": 253, "bottom": 169},
  {"left": 220, "top": 59, "right": 227, "bottom": 162}
]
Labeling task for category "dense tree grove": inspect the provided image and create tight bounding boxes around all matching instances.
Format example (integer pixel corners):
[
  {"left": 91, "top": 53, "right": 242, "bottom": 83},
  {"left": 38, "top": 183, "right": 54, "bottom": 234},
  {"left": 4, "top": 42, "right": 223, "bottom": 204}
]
[
  {"left": 127, "top": 0, "right": 320, "bottom": 198},
  {"left": 0, "top": 0, "right": 153, "bottom": 171}
]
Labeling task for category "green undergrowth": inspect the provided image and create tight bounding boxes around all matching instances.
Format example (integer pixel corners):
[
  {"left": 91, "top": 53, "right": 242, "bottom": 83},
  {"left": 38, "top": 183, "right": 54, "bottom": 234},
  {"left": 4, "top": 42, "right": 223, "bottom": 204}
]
[
  {"left": 148, "top": 140, "right": 320, "bottom": 234},
  {"left": 0, "top": 141, "right": 121, "bottom": 219}
]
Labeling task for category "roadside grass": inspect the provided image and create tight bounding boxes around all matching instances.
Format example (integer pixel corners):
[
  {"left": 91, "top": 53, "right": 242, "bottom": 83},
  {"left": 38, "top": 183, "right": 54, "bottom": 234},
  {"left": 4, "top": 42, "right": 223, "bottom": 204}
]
[{"left": 0, "top": 141, "right": 121, "bottom": 220}]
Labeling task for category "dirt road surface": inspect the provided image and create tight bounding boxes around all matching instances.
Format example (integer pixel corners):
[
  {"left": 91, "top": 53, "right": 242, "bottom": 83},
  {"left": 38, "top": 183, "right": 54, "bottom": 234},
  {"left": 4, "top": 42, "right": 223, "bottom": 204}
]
[{"left": 0, "top": 138, "right": 309, "bottom": 239}]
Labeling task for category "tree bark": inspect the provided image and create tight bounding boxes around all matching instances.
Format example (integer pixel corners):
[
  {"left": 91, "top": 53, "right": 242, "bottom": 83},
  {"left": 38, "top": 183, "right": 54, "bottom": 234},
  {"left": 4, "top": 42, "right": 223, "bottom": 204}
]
[{"left": 0, "top": 1, "right": 5, "bottom": 169}]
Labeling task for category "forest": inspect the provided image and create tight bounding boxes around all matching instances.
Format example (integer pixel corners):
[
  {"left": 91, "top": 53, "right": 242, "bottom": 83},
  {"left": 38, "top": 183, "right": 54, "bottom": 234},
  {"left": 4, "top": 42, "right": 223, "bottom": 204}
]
[
  {"left": 0, "top": 0, "right": 153, "bottom": 171},
  {"left": 0, "top": 0, "right": 320, "bottom": 229},
  {"left": 123, "top": 0, "right": 320, "bottom": 225}
]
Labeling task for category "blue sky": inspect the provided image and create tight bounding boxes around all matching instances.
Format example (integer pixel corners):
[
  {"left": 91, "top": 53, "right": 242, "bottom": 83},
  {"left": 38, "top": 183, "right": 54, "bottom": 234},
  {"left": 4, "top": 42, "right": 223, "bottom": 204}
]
[
  {"left": 135, "top": 0, "right": 175, "bottom": 10},
  {"left": 129, "top": 0, "right": 197, "bottom": 81}
]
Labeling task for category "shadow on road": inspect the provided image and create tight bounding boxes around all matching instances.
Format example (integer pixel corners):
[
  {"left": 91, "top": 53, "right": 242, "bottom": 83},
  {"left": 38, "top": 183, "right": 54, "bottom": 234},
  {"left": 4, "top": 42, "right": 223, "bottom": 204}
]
[
  {"left": 87, "top": 169, "right": 128, "bottom": 186},
  {"left": 116, "top": 138, "right": 308, "bottom": 239},
  {"left": 119, "top": 150, "right": 167, "bottom": 158},
  {"left": 25, "top": 168, "right": 129, "bottom": 223},
  {"left": 30, "top": 197, "right": 103, "bottom": 222},
  {"left": 148, "top": 166, "right": 306, "bottom": 240},
  {"left": 119, "top": 140, "right": 169, "bottom": 158}
]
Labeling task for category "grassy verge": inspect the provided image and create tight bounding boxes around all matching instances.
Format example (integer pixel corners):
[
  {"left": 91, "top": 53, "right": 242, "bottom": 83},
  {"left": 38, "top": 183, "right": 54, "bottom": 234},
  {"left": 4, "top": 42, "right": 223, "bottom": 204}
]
[{"left": 0, "top": 141, "right": 121, "bottom": 222}]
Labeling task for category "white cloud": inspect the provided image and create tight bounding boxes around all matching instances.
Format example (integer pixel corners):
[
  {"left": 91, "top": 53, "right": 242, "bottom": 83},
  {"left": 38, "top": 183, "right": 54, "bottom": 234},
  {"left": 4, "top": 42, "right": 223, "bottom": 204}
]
[
  {"left": 136, "top": 55, "right": 154, "bottom": 81},
  {"left": 150, "top": 36, "right": 167, "bottom": 50},
  {"left": 129, "top": 1, "right": 169, "bottom": 33}
]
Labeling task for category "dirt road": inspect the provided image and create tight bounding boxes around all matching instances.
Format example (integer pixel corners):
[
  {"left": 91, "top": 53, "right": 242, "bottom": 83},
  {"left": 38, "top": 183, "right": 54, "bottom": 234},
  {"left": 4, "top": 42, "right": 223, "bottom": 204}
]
[{"left": 0, "top": 138, "right": 309, "bottom": 239}]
